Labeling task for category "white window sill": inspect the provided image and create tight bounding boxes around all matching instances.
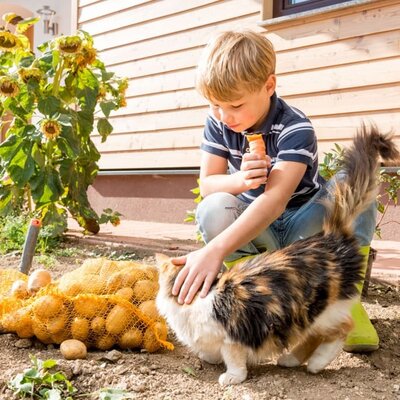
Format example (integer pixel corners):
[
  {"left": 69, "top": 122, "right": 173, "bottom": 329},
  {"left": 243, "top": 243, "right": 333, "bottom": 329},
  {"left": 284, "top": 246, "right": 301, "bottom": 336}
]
[{"left": 259, "top": 0, "right": 381, "bottom": 29}]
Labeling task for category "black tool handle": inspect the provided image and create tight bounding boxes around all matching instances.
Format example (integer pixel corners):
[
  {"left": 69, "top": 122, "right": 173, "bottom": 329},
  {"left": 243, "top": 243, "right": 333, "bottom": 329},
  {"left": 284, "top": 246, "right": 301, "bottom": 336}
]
[{"left": 19, "top": 219, "right": 41, "bottom": 275}]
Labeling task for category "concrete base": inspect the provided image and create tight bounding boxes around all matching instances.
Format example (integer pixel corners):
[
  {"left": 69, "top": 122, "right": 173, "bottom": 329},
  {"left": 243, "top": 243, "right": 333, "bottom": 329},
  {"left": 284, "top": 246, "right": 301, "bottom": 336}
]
[{"left": 88, "top": 173, "right": 199, "bottom": 224}]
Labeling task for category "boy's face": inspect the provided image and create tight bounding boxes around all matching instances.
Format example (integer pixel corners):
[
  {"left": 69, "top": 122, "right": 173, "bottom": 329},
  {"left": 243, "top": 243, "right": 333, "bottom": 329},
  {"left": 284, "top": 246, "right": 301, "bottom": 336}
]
[{"left": 209, "top": 75, "right": 276, "bottom": 133}]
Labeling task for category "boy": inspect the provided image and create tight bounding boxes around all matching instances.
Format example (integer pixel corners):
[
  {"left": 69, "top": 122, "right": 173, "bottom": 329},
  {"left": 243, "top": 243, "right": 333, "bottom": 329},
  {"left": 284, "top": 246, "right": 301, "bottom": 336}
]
[{"left": 172, "top": 30, "right": 378, "bottom": 352}]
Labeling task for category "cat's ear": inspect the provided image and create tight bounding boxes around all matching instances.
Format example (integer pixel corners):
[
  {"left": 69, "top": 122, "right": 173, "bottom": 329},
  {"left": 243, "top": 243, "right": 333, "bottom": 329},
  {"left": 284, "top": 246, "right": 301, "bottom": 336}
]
[{"left": 155, "top": 253, "right": 170, "bottom": 267}]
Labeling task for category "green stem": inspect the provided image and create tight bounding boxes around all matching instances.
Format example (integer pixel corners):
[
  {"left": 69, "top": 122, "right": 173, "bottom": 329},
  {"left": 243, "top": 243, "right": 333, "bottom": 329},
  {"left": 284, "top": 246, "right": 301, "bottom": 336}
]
[
  {"left": 52, "top": 58, "right": 65, "bottom": 97},
  {"left": 376, "top": 202, "right": 389, "bottom": 232},
  {"left": 46, "top": 138, "right": 55, "bottom": 167},
  {"left": 25, "top": 185, "right": 33, "bottom": 213}
]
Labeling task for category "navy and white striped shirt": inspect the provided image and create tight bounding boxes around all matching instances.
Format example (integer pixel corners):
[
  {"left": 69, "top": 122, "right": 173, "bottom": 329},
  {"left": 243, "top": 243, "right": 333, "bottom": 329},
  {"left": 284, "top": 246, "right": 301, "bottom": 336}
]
[{"left": 200, "top": 93, "right": 325, "bottom": 208}]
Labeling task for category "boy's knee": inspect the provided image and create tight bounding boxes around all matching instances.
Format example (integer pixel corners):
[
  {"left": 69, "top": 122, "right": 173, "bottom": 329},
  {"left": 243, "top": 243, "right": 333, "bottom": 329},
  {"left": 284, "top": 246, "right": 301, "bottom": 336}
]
[
  {"left": 196, "top": 193, "right": 244, "bottom": 242},
  {"left": 354, "top": 202, "right": 377, "bottom": 246},
  {"left": 196, "top": 192, "right": 238, "bottom": 219}
]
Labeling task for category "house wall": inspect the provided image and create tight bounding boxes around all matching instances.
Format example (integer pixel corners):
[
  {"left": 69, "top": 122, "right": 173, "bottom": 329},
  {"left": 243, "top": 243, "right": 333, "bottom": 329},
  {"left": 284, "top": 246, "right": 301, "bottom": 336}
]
[
  {"left": 77, "top": 0, "right": 400, "bottom": 239},
  {"left": 261, "top": 0, "right": 400, "bottom": 155}
]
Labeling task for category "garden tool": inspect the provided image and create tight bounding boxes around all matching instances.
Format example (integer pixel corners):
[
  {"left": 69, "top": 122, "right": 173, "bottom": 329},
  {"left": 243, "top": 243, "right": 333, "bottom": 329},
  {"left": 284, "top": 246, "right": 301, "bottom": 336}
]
[{"left": 19, "top": 218, "right": 41, "bottom": 274}]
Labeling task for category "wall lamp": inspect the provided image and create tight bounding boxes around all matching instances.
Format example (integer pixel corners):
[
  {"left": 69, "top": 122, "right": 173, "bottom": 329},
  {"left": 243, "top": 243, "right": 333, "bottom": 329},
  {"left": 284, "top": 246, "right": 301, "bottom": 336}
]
[{"left": 36, "top": 5, "right": 58, "bottom": 36}]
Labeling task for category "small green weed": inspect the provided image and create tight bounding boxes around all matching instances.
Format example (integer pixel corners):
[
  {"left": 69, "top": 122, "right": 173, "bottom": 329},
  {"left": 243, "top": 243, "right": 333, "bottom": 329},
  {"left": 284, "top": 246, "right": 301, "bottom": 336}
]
[
  {"left": 52, "top": 246, "right": 83, "bottom": 258},
  {"left": 35, "top": 254, "right": 57, "bottom": 270},
  {"left": 8, "top": 356, "right": 136, "bottom": 399},
  {"left": 318, "top": 143, "right": 346, "bottom": 180},
  {"left": 0, "top": 214, "right": 27, "bottom": 254},
  {"left": 107, "top": 250, "right": 137, "bottom": 261},
  {"left": 0, "top": 214, "right": 62, "bottom": 255},
  {"left": 184, "top": 179, "right": 203, "bottom": 242},
  {"left": 8, "top": 355, "right": 77, "bottom": 399}
]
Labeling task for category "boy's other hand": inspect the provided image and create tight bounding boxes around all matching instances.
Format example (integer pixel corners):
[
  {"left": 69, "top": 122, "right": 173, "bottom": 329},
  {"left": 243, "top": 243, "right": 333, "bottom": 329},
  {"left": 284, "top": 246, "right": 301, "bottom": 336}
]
[
  {"left": 171, "top": 247, "right": 223, "bottom": 305},
  {"left": 240, "top": 153, "right": 271, "bottom": 189}
]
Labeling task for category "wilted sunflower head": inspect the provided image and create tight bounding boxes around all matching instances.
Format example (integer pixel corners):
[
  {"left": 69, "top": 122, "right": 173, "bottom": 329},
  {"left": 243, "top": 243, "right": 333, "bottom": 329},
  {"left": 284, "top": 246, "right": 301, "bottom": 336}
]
[
  {"left": 0, "top": 76, "right": 20, "bottom": 97},
  {"left": 81, "top": 45, "right": 97, "bottom": 65},
  {"left": 110, "top": 216, "right": 121, "bottom": 227},
  {"left": 118, "top": 78, "right": 128, "bottom": 95},
  {"left": 57, "top": 35, "right": 82, "bottom": 54},
  {"left": 117, "top": 96, "right": 127, "bottom": 108},
  {"left": 18, "top": 67, "right": 43, "bottom": 83},
  {"left": 40, "top": 119, "right": 62, "bottom": 140},
  {"left": 97, "top": 83, "right": 107, "bottom": 101},
  {"left": 0, "top": 30, "right": 22, "bottom": 51},
  {"left": 66, "top": 43, "right": 97, "bottom": 71}
]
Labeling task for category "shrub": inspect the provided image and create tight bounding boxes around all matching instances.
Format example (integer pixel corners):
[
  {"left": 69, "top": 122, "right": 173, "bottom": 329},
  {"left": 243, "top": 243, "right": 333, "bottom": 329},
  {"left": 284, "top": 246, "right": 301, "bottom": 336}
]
[{"left": 0, "top": 13, "right": 126, "bottom": 237}]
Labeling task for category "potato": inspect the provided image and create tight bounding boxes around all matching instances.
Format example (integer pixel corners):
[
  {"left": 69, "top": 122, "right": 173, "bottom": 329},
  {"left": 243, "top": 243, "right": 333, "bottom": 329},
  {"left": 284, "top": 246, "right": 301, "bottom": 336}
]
[
  {"left": 106, "top": 270, "right": 142, "bottom": 293},
  {"left": 133, "top": 280, "right": 158, "bottom": 302},
  {"left": 119, "top": 328, "right": 143, "bottom": 349},
  {"left": 85, "top": 275, "right": 105, "bottom": 294},
  {"left": 74, "top": 295, "right": 108, "bottom": 319},
  {"left": 71, "top": 317, "right": 90, "bottom": 341},
  {"left": 138, "top": 300, "right": 160, "bottom": 321},
  {"left": 10, "top": 280, "right": 30, "bottom": 299},
  {"left": 60, "top": 339, "right": 87, "bottom": 360},
  {"left": 58, "top": 279, "right": 83, "bottom": 296},
  {"left": 16, "top": 324, "right": 34, "bottom": 339},
  {"left": 99, "top": 260, "right": 121, "bottom": 279},
  {"left": 96, "top": 334, "right": 115, "bottom": 351},
  {"left": 28, "top": 269, "right": 52, "bottom": 294},
  {"left": 140, "top": 265, "right": 159, "bottom": 281},
  {"left": 1, "top": 312, "right": 18, "bottom": 332},
  {"left": 80, "top": 258, "right": 104, "bottom": 274},
  {"left": 90, "top": 316, "right": 106, "bottom": 335},
  {"left": 115, "top": 287, "right": 134, "bottom": 301},
  {"left": 112, "top": 260, "right": 142, "bottom": 269},
  {"left": 32, "top": 294, "right": 65, "bottom": 320},
  {"left": 14, "top": 308, "right": 33, "bottom": 338},
  {"left": 106, "top": 304, "right": 130, "bottom": 335},
  {"left": 32, "top": 318, "right": 52, "bottom": 344},
  {"left": 143, "top": 321, "right": 168, "bottom": 353},
  {"left": 51, "top": 330, "right": 70, "bottom": 345},
  {"left": 46, "top": 312, "right": 68, "bottom": 335}
]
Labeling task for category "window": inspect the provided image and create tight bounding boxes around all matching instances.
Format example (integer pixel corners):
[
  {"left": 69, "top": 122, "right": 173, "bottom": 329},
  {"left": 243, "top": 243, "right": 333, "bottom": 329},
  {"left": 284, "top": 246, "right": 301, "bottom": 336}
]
[{"left": 273, "top": 0, "right": 350, "bottom": 18}]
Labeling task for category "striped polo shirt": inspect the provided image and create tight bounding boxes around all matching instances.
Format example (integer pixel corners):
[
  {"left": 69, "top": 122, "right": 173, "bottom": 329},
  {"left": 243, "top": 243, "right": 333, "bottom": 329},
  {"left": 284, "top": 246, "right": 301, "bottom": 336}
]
[{"left": 200, "top": 93, "right": 325, "bottom": 208}]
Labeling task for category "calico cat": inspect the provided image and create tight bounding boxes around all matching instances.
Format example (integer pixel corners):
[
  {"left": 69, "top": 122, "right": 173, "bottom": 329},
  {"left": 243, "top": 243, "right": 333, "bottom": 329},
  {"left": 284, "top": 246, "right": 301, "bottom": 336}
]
[{"left": 156, "top": 125, "right": 399, "bottom": 386}]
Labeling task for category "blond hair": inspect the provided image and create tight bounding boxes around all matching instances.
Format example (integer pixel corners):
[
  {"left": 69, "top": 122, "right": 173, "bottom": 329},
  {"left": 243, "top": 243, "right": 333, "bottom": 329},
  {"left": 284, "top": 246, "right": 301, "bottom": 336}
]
[{"left": 196, "top": 30, "right": 276, "bottom": 102}]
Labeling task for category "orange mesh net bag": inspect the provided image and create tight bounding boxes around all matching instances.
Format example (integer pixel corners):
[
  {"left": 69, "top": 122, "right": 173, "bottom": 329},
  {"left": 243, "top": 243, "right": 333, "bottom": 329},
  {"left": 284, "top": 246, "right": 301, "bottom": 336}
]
[{"left": 0, "top": 259, "right": 173, "bottom": 353}]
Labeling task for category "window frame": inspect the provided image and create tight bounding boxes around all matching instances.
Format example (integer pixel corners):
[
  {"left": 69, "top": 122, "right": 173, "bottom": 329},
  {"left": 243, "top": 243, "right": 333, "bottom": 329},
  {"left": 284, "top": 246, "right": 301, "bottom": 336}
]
[{"left": 273, "top": 0, "right": 350, "bottom": 18}]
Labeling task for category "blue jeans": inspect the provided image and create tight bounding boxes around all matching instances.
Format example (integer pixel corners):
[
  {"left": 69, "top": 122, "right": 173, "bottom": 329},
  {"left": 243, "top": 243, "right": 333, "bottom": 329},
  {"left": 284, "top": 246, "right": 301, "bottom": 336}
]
[{"left": 196, "top": 180, "right": 376, "bottom": 262}]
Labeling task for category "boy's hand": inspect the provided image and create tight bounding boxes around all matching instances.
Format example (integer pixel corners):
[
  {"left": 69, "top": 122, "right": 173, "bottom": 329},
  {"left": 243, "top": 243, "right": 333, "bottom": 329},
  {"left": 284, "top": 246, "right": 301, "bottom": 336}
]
[
  {"left": 240, "top": 153, "right": 271, "bottom": 189},
  {"left": 171, "top": 247, "right": 223, "bottom": 305}
]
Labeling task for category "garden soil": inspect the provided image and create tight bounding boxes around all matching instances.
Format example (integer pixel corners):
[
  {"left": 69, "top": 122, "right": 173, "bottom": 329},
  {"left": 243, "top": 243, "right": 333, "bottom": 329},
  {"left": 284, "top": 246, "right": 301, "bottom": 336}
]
[{"left": 0, "top": 239, "right": 399, "bottom": 400}]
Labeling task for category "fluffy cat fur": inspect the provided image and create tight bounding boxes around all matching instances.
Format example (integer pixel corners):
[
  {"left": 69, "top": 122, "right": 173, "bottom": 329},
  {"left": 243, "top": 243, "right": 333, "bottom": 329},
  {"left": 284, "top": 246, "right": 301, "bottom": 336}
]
[{"left": 156, "top": 124, "right": 399, "bottom": 386}]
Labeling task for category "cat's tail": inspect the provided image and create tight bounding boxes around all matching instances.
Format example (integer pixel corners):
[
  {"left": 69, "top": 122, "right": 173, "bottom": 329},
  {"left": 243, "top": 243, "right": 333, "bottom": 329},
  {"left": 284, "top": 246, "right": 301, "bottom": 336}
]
[{"left": 322, "top": 123, "right": 399, "bottom": 237}]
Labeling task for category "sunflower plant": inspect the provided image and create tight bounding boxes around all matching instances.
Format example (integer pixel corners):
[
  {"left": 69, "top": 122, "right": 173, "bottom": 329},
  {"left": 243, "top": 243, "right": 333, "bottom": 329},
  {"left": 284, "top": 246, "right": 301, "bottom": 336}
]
[{"left": 0, "top": 13, "right": 127, "bottom": 236}]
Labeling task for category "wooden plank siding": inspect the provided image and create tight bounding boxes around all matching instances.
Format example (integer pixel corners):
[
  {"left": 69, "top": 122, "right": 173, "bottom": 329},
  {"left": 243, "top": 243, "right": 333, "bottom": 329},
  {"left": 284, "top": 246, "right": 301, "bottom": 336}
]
[{"left": 77, "top": 0, "right": 400, "bottom": 170}]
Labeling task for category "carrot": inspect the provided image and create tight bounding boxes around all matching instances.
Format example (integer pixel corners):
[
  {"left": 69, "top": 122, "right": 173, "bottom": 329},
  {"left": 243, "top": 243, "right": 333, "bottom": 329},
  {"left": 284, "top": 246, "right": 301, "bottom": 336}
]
[{"left": 246, "top": 133, "right": 267, "bottom": 159}]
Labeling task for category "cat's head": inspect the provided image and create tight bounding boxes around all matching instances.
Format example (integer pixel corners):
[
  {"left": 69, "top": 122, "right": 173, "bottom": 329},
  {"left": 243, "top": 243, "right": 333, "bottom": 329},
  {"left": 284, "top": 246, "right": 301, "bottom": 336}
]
[{"left": 155, "top": 253, "right": 181, "bottom": 294}]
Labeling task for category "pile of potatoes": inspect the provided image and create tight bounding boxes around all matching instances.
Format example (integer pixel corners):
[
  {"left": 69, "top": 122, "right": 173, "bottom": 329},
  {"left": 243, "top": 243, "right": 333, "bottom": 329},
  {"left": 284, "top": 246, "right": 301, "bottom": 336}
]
[{"left": 1, "top": 259, "right": 170, "bottom": 353}]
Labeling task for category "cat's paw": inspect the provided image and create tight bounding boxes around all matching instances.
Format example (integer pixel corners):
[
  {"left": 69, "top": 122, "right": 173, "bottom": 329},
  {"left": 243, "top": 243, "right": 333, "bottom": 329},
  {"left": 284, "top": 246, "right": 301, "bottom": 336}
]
[
  {"left": 277, "top": 353, "right": 301, "bottom": 368},
  {"left": 307, "top": 339, "right": 343, "bottom": 373},
  {"left": 306, "top": 359, "right": 325, "bottom": 374},
  {"left": 218, "top": 371, "right": 247, "bottom": 386}
]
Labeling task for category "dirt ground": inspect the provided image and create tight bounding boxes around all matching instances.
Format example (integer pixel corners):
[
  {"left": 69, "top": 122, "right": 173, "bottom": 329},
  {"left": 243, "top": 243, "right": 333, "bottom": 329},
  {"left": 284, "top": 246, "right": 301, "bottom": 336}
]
[{"left": 0, "top": 239, "right": 399, "bottom": 400}]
